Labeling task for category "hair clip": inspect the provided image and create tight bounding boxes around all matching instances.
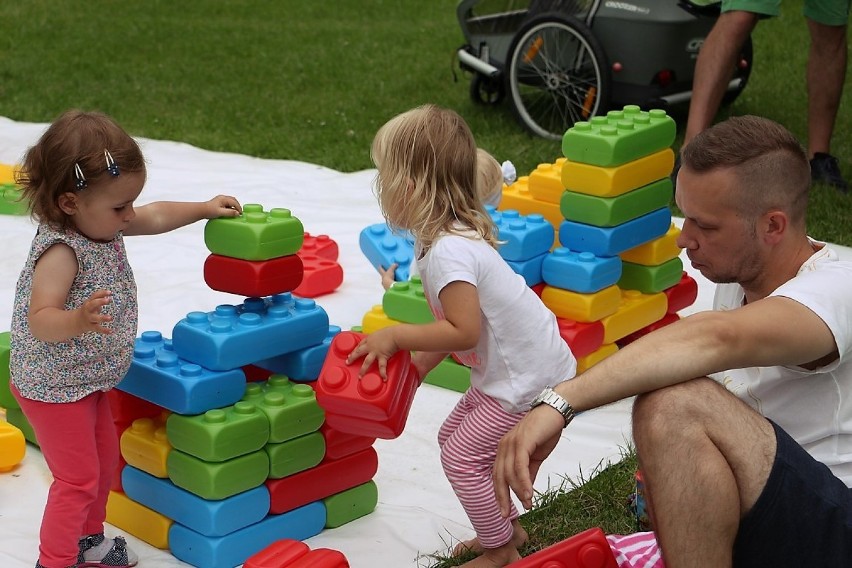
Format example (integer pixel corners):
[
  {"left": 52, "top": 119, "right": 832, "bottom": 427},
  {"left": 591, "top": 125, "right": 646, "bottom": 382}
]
[
  {"left": 104, "top": 150, "right": 120, "bottom": 177},
  {"left": 74, "top": 163, "right": 87, "bottom": 190}
]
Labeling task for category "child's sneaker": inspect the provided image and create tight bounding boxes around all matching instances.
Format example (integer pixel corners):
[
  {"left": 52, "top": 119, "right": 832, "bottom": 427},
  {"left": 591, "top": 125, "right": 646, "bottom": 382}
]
[
  {"left": 78, "top": 533, "right": 138, "bottom": 567},
  {"left": 35, "top": 563, "right": 76, "bottom": 568}
]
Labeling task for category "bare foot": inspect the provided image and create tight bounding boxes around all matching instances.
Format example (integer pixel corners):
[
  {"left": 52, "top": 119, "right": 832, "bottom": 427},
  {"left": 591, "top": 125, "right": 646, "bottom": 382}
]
[
  {"left": 452, "top": 519, "right": 528, "bottom": 557},
  {"left": 458, "top": 542, "right": 522, "bottom": 567}
]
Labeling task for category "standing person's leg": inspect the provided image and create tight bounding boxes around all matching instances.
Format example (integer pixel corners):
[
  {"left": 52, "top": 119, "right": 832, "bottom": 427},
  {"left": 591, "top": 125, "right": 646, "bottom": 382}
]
[
  {"left": 632, "top": 378, "right": 775, "bottom": 568},
  {"left": 81, "top": 391, "right": 119, "bottom": 538}
]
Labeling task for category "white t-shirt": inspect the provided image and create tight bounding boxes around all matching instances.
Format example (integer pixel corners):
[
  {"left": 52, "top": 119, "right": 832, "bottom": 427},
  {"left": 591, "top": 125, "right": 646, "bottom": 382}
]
[
  {"left": 713, "top": 242, "right": 852, "bottom": 486},
  {"left": 417, "top": 232, "right": 577, "bottom": 413}
]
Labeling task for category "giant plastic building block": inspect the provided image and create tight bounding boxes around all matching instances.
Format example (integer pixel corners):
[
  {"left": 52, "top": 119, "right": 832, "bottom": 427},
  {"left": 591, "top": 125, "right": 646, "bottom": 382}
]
[
  {"left": 167, "top": 447, "right": 270, "bottom": 500},
  {"left": 254, "top": 325, "right": 341, "bottom": 381},
  {"left": 240, "top": 379, "right": 325, "bottom": 443},
  {"left": 511, "top": 527, "right": 618, "bottom": 567},
  {"left": 293, "top": 253, "right": 344, "bottom": 298},
  {"left": 382, "top": 276, "right": 434, "bottom": 325},
  {"left": 118, "top": 330, "right": 246, "bottom": 413},
  {"left": 618, "top": 257, "right": 684, "bottom": 294},
  {"left": 490, "top": 208, "right": 555, "bottom": 262},
  {"left": 204, "top": 204, "right": 304, "bottom": 261},
  {"left": 577, "top": 343, "right": 619, "bottom": 373},
  {"left": 0, "top": 419, "right": 25, "bottom": 471},
  {"left": 527, "top": 158, "right": 567, "bottom": 204},
  {"left": 107, "top": 389, "right": 162, "bottom": 425},
  {"left": 0, "top": 163, "right": 16, "bottom": 184},
  {"left": 560, "top": 178, "right": 672, "bottom": 228},
  {"left": 500, "top": 176, "right": 564, "bottom": 236},
  {"left": 557, "top": 317, "right": 605, "bottom": 359},
  {"left": 600, "top": 290, "right": 668, "bottom": 344},
  {"left": 505, "top": 251, "right": 547, "bottom": 287},
  {"left": 542, "top": 248, "right": 622, "bottom": 294},
  {"left": 620, "top": 223, "right": 681, "bottom": 266},
  {"left": 122, "top": 465, "right": 270, "bottom": 537},
  {"left": 266, "top": 431, "right": 325, "bottom": 479},
  {"left": 541, "top": 284, "right": 622, "bottom": 323},
  {"left": 562, "top": 106, "right": 676, "bottom": 167},
  {"left": 361, "top": 304, "right": 401, "bottom": 334},
  {"left": 244, "top": 538, "right": 350, "bottom": 568},
  {"left": 267, "top": 447, "right": 379, "bottom": 514},
  {"left": 559, "top": 207, "right": 672, "bottom": 257},
  {"left": 106, "top": 490, "right": 172, "bottom": 549},
  {"left": 316, "top": 331, "right": 418, "bottom": 439},
  {"left": 618, "top": 312, "right": 680, "bottom": 347},
  {"left": 664, "top": 272, "right": 698, "bottom": 314},
  {"left": 171, "top": 294, "right": 329, "bottom": 371},
  {"left": 204, "top": 253, "right": 304, "bottom": 297},
  {"left": 0, "top": 183, "right": 26, "bottom": 216},
  {"left": 422, "top": 356, "right": 471, "bottom": 393},
  {"left": 320, "top": 422, "right": 376, "bottom": 462},
  {"left": 169, "top": 502, "right": 325, "bottom": 568},
  {"left": 167, "top": 401, "right": 270, "bottom": 462},
  {"left": 359, "top": 223, "right": 414, "bottom": 283},
  {"left": 120, "top": 414, "right": 172, "bottom": 478},
  {"left": 323, "top": 480, "right": 378, "bottom": 528},
  {"left": 561, "top": 148, "right": 675, "bottom": 197},
  {"left": 0, "top": 331, "right": 18, "bottom": 410},
  {"left": 300, "top": 232, "right": 339, "bottom": 261}
]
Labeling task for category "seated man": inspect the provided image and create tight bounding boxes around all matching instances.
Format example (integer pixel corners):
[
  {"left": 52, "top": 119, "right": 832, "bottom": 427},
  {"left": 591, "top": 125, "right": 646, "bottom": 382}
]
[{"left": 494, "top": 115, "right": 852, "bottom": 567}]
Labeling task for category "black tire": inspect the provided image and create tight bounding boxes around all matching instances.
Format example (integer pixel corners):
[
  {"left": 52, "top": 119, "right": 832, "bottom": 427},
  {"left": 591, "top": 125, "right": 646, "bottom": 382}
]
[
  {"left": 505, "top": 13, "right": 611, "bottom": 140},
  {"left": 470, "top": 74, "right": 505, "bottom": 105},
  {"left": 720, "top": 35, "right": 753, "bottom": 106}
]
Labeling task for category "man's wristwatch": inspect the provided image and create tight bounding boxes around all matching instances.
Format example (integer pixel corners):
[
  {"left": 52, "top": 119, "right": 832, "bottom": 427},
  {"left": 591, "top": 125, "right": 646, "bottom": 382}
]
[{"left": 530, "top": 387, "right": 576, "bottom": 428}]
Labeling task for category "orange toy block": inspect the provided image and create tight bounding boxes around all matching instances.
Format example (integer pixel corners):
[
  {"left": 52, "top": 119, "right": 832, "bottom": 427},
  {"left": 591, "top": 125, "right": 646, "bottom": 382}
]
[
  {"left": 527, "top": 159, "right": 567, "bottom": 204},
  {"left": 561, "top": 149, "right": 675, "bottom": 198},
  {"left": 106, "top": 489, "right": 172, "bottom": 549},
  {"left": 620, "top": 223, "right": 682, "bottom": 266},
  {"left": 500, "top": 176, "right": 565, "bottom": 237},
  {"left": 0, "top": 419, "right": 25, "bottom": 471},
  {"left": 512, "top": 527, "right": 618, "bottom": 567},
  {"left": 541, "top": 285, "right": 622, "bottom": 323},
  {"left": 600, "top": 290, "right": 667, "bottom": 344},
  {"left": 244, "top": 539, "right": 350, "bottom": 568},
  {"left": 577, "top": 343, "right": 619, "bottom": 373},
  {"left": 120, "top": 413, "right": 172, "bottom": 478}
]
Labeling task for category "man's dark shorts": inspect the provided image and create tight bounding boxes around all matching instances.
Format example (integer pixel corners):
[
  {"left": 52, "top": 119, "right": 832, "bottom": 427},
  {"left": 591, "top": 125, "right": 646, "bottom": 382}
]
[{"left": 733, "top": 420, "right": 852, "bottom": 567}]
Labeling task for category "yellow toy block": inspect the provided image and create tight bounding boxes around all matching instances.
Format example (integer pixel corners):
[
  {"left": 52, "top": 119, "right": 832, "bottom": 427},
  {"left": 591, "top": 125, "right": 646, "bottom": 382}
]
[
  {"left": 120, "top": 413, "right": 172, "bottom": 478},
  {"left": 0, "top": 163, "right": 17, "bottom": 184},
  {"left": 361, "top": 305, "right": 402, "bottom": 334},
  {"left": 577, "top": 343, "right": 619, "bottom": 373},
  {"left": 500, "top": 176, "right": 565, "bottom": 231},
  {"left": 561, "top": 148, "right": 675, "bottom": 197},
  {"left": 106, "top": 490, "right": 172, "bottom": 549},
  {"left": 527, "top": 158, "right": 567, "bottom": 204},
  {"left": 540, "top": 284, "right": 621, "bottom": 323},
  {"left": 601, "top": 290, "right": 668, "bottom": 344},
  {"left": 620, "top": 224, "right": 682, "bottom": 266},
  {"left": 0, "top": 419, "right": 25, "bottom": 472}
]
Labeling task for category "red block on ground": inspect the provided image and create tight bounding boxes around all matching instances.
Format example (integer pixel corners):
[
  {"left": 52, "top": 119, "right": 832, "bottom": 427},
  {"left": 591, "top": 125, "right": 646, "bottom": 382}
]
[
  {"left": 301, "top": 232, "right": 339, "bottom": 261},
  {"left": 293, "top": 253, "right": 344, "bottom": 298},
  {"left": 244, "top": 539, "right": 349, "bottom": 568},
  {"left": 512, "top": 527, "right": 618, "bottom": 567}
]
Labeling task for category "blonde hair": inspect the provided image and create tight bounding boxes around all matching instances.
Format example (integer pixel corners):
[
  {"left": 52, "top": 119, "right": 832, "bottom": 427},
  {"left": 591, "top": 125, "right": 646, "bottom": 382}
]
[
  {"left": 476, "top": 148, "right": 503, "bottom": 204},
  {"left": 371, "top": 104, "right": 497, "bottom": 250}
]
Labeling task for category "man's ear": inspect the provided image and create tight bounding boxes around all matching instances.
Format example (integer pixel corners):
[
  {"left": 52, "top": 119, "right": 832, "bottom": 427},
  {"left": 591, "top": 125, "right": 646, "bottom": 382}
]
[
  {"left": 57, "top": 192, "right": 78, "bottom": 216},
  {"left": 762, "top": 209, "right": 789, "bottom": 245}
]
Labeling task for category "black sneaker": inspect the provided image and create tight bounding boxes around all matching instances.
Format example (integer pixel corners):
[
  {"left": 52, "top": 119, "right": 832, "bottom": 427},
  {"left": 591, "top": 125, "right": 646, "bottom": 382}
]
[{"left": 810, "top": 153, "right": 849, "bottom": 193}]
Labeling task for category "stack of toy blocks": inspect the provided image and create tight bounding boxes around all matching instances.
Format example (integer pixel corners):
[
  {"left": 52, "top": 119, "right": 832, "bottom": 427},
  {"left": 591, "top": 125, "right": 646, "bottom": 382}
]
[
  {"left": 107, "top": 204, "right": 378, "bottom": 567},
  {"left": 0, "top": 331, "right": 26, "bottom": 471}
]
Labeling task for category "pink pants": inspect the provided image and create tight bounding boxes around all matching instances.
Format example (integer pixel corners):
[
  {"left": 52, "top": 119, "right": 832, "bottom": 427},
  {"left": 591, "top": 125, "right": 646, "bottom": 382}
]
[
  {"left": 12, "top": 384, "right": 118, "bottom": 568},
  {"left": 438, "top": 387, "right": 524, "bottom": 549}
]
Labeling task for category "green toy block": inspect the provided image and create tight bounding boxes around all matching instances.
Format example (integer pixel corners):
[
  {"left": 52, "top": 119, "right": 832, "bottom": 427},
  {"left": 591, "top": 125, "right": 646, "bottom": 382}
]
[
  {"left": 203, "top": 203, "right": 304, "bottom": 261},
  {"left": 242, "top": 376, "right": 325, "bottom": 443},
  {"left": 323, "top": 480, "right": 378, "bottom": 528},
  {"left": 618, "top": 257, "right": 684, "bottom": 294},
  {"left": 562, "top": 105, "right": 676, "bottom": 167},
  {"left": 5, "top": 408, "right": 38, "bottom": 446},
  {"left": 0, "top": 332, "right": 18, "bottom": 410},
  {"left": 167, "top": 447, "right": 269, "bottom": 500},
  {"left": 422, "top": 357, "right": 471, "bottom": 393},
  {"left": 382, "top": 276, "right": 434, "bottom": 325},
  {"left": 166, "top": 401, "right": 270, "bottom": 463},
  {"left": 560, "top": 178, "right": 673, "bottom": 228},
  {"left": 0, "top": 184, "right": 27, "bottom": 216},
  {"left": 266, "top": 431, "right": 325, "bottom": 479}
]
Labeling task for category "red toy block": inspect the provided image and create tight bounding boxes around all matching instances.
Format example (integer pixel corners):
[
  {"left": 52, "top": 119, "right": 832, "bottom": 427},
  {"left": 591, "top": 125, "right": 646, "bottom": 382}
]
[
  {"left": 531, "top": 282, "right": 546, "bottom": 297},
  {"left": 293, "top": 253, "right": 344, "bottom": 298},
  {"left": 244, "top": 539, "right": 349, "bottom": 568},
  {"left": 315, "top": 331, "right": 418, "bottom": 439},
  {"left": 557, "top": 317, "right": 605, "bottom": 359},
  {"left": 664, "top": 271, "right": 698, "bottom": 314},
  {"left": 243, "top": 364, "right": 274, "bottom": 383},
  {"left": 203, "top": 253, "right": 304, "bottom": 298},
  {"left": 320, "top": 422, "right": 376, "bottom": 461},
  {"left": 512, "top": 527, "right": 618, "bottom": 568},
  {"left": 107, "top": 389, "right": 162, "bottom": 424},
  {"left": 301, "top": 232, "right": 339, "bottom": 261},
  {"left": 617, "top": 312, "right": 679, "bottom": 347},
  {"left": 267, "top": 446, "right": 378, "bottom": 514}
]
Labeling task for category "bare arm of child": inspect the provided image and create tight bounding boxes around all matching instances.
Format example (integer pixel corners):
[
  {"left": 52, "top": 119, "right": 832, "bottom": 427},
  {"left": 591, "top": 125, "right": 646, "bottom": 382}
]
[
  {"left": 378, "top": 263, "right": 398, "bottom": 290},
  {"left": 124, "top": 194, "right": 242, "bottom": 236},
  {"left": 346, "top": 280, "right": 480, "bottom": 378},
  {"left": 28, "top": 243, "right": 114, "bottom": 342},
  {"left": 411, "top": 350, "right": 450, "bottom": 382}
]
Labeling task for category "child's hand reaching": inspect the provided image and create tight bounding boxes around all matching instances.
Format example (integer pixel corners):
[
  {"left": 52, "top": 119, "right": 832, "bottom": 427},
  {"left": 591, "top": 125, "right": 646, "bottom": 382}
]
[
  {"left": 205, "top": 195, "right": 243, "bottom": 218},
  {"left": 378, "top": 263, "right": 398, "bottom": 291},
  {"left": 76, "top": 289, "right": 115, "bottom": 335},
  {"left": 346, "top": 327, "right": 400, "bottom": 379}
]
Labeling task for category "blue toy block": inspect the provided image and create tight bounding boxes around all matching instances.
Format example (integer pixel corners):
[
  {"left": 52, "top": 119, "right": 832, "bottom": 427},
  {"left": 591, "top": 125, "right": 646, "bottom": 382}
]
[
  {"left": 254, "top": 325, "right": 341, "bottom": 382},
  {"left": 121, "top": 465, "right": 270, "bottom": 537},
  {"left": 559, "top": 207, "right": 672, "bottom": 257},
  {"left": 172, "top": 294, "right": 330, "bottom": 371},
  {"left": 489, "top": 207, "right": 555, "bottom": 262},
  {"left": 504, "top": 251, "right": 547, "bottom": 287},
  {"left": 542, "top": 248, "right": 623, "bottom": 293},
  {"left": 359, "top": 223, "right": 414, "bottom": 282},
  {"left": 169, "top": 502, "right": 326, "bottom": 568},
  {"left": 118, "top": 331, "right": 246, "bottom": 415}
]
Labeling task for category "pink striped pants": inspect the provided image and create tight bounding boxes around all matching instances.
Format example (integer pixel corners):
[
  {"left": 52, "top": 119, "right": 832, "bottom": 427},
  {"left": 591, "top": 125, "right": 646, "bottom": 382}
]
[{"left": 438, "top": 387, "right": 524, "bottom": 549}]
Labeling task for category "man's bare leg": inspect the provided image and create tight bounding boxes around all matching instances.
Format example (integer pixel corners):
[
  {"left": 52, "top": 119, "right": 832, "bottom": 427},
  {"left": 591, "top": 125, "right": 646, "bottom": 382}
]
[
  {"left": 632, "top": 378, "right": 775, "bottom": 567},
  {"left": 806, "top": 20, "right": 847, "bottom": 157}
]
